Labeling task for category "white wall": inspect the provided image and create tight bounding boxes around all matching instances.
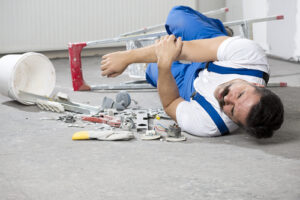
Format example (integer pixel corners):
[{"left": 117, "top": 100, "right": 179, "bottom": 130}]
[
  {"left": 242, "top": 0, "right": 269, "bottom": 51},
  {"left": 267, "top": 0, "right": 299, "bottom": 60},
  {"left": 0, "top": 0, "right": 196, "bottom": 54},
  {"left": 226, "top": 0, "right": 300, "bottom": 61},
  {"left": 225, "top": 0, "right": 243, "bottom": 24},
  {"left": 295, "top": 0, "right": 300, "bottom": 61},
  {"left": 1, "top": 0, "right": 298, "bottom": 60}
]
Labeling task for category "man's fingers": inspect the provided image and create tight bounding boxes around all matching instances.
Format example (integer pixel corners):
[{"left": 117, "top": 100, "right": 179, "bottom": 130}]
[
  {"left": 161, "top": 35, "right": 168, "bottom": 40},
  {"left": 176, "top": 37, "right": 183, "bottom": 47},
  {"left": 100, "top": 61, "right": 109, "bottom": 70},
  {"left": 101, "top": 70, "right": 107, "bottom": 76},
  {"left": 100, "top": 65, "right": 107, "bottom": 71},
  {"left": 101, "top": 57, "right": 107, "bottom": 63},
  {"left": 108, "top": 72, "right": 120, "bottom": 78},
  {"left": 101, "top": 68, "right": 120, "bottom": 78},
  {"left": 167, "top": 34, "right": 176, "bottom": 41},
  {"left": 101, "top": 68, "right": 112, "bottom": 76},
  {"left": 102, "top": 54, "right": 109, "bottom": 59},
  {"left": 100, "top": 59, "right": 108, "bottom": 67}
]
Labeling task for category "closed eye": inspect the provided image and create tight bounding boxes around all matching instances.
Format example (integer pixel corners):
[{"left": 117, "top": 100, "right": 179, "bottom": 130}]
[
  {"left": 238, "top": 91, "right": 245, "bottom": 98},
  {"left": 232, "top": 92, "right": 245, "bottom": 117}
]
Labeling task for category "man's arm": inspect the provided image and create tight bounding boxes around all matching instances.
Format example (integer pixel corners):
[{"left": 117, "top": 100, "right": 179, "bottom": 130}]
[
  {"left": 179, "top": 36, "right": 228, "bottom": 62},
  {"left": 101, "top": 36, "right": 229, "bottom": 77},
  {"left": 154, "top": 35, "right": 184, "bottom": 120}
]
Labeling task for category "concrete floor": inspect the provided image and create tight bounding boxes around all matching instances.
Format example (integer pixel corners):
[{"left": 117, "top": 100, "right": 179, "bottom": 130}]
[{"left": 0, "top": 55, "right": 300, "bottom": 200}]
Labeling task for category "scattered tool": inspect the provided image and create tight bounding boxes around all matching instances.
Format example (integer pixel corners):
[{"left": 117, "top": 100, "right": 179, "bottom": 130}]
[
  {"left": 36, "top": 99, "right": 65, "bottom": 113},
  {"left": 141, "top": 130, "right": 161, "bottom": 140},
  {"left": 166, "top": 124, "right": 187, "bottom": 142},
  {"left": 120, "top": 116, "right": 135, "bottom": 130},
  {"left": 18, "top": 90, "right": 101, "bottom": 115},
  {"left": 102, "top": 91, "right": 132, "bottom": 111},
  {"left": 135, "top": 110, "right": 149, "bottom": 131},
  {"left": 81, "top": 114, "right": 121, "bottom": 128},
  {"left": 58, "top": 115, "right": 76, "bottom": 123},
  {"left": 72, "top": 130, "right": 134, "bottom": 141}
]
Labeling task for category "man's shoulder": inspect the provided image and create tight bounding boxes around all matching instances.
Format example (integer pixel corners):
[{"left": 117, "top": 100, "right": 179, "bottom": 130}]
[
  {"left": 176, "top": 96, "right": 239, "bottom": 137},
  {"left": 217, "top": 36, "right": 268, "bottom": 71}
]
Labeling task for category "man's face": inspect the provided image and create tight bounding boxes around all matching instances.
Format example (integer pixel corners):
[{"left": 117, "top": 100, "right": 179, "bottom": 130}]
[{"left": 214, "top": 79, "right": 262, "bottom": 126}]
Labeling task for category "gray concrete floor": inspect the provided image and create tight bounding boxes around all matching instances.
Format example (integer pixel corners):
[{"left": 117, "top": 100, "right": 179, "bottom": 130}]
[{"left": 0, "top": 56, "right": 300, "bottom": 200}]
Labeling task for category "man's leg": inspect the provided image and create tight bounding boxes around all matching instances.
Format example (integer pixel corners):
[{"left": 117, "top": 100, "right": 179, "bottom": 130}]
[
  {"left": 165, "top": 5, "right": 228, "bottom": 40},
  {"left": 146, "top": 6, "right": 228, "bottom": 100}
]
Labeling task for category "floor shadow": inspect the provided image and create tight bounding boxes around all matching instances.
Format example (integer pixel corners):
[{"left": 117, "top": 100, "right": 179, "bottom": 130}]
[{"left": 2, "top": 100, "right": 40, "bottom": 113}]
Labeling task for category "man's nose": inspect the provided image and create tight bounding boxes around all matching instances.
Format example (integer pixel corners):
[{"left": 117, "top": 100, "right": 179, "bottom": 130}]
[{"left": 224, "top": 94, "right": 234, "bottom": 105}]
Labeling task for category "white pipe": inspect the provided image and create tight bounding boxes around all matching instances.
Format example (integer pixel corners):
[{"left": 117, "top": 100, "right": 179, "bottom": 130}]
[{"left": 224, "top": 15, "right": 283, "bottom": 27}]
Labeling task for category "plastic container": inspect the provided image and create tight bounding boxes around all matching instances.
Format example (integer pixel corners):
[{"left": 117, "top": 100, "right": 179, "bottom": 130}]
[
  {"left": 0, "top": 52, "right": 56, "bottom": 105},
  {"left": 125, "top": 38, "right": 155, "bottom": 79}
]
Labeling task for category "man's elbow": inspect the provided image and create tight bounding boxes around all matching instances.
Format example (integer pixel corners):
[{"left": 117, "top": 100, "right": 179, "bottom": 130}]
[
  {"left": 163, "top": 98, "right": 184, "bottom": 121},
  {"left": 163, "top": 105, "right": 176, "bottom": 121}
]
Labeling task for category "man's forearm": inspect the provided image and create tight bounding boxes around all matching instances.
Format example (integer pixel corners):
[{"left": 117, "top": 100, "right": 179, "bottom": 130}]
[
  {"left": 157, "top": 67, "right": 179, "bottom": 109},
  {"left": 127, "top": 36, "right": 228, "bottom": 64},
  {"left": 127, "top": 45, "right": 157, "bottom": 63},
  {"left": 153, "top": 35, "right": 185, "bottom": 121},
  {"left": 157, "top": 61, "right": 183, "bottom": 120}
]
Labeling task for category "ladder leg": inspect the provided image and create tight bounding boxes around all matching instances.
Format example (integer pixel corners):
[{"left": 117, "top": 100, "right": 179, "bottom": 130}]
[{"left": 68, "top": 42, "right": 91, "bottom": 91}]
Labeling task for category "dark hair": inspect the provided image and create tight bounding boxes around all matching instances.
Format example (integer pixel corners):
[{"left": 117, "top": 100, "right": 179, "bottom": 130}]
[{"left": 245, "top": 87, "right": 284, "bottom": 138}]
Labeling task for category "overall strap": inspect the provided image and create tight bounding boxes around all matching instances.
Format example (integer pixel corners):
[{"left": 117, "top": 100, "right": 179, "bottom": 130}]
[
  {"left": 191, "top": 62, "right": 268, "bottom": 135},
  {"left": 192, "top": 92, "right": 229, "bottom": 135},
  {"left": 206, "top": 62, "right": 269, "bottom": 83}
]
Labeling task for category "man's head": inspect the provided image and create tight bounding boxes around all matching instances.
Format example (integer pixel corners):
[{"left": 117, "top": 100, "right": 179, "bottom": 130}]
[{"left": 214, "top": 79, "right": 284, "bottom": 138}]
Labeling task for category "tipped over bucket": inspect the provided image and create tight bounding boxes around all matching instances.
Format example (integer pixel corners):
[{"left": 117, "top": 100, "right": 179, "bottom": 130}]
[{"left": 0, "top": 52, "right": 56, "bottom": 105}]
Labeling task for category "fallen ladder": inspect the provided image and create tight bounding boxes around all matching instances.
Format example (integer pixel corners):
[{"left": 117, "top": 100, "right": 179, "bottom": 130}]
[
  {"left": 68, "top": 8, "right": 284, "bottom": 91},
  {"left": 69, "top": 7, "right": 229, "bottom": 91}
]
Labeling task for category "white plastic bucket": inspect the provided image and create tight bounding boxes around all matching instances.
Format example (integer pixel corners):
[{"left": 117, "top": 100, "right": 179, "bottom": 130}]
[{"left": 0, "top": 52, "right": 56, "bottom": 105}]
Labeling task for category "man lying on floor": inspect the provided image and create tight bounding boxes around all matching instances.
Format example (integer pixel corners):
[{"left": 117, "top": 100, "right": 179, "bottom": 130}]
[{"left": 100, "top": 6, "right": 284, "bottom": 138}]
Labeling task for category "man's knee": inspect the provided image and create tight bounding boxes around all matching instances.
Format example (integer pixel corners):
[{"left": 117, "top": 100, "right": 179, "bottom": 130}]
[
  {"left": 165, "top": 6, "right": 187, "bottom": 35},
  {"left": 165, "top": 6, "right": 200, "bottom": 37}
]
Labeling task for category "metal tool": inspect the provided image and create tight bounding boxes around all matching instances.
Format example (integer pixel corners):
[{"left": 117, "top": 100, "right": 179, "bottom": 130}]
[
  {"left": 18, "top": 90, "right": 101, "bottom": 115},
  {"left": 81, "top": 115, "right": 121, "bottom": 128}
]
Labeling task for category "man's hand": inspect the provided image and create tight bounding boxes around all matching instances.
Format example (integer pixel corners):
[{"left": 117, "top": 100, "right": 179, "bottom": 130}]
[
  {"left": 100, "top": 51, "right": 130, "bottom": 77},
  {"left": 155, "top": 35, "right": 183, "bottom": 68}
]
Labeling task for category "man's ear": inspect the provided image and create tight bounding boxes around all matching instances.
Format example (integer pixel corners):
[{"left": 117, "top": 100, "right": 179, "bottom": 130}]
[{"left": 251, "top": 82, "right": 265, "bottom": 88}]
